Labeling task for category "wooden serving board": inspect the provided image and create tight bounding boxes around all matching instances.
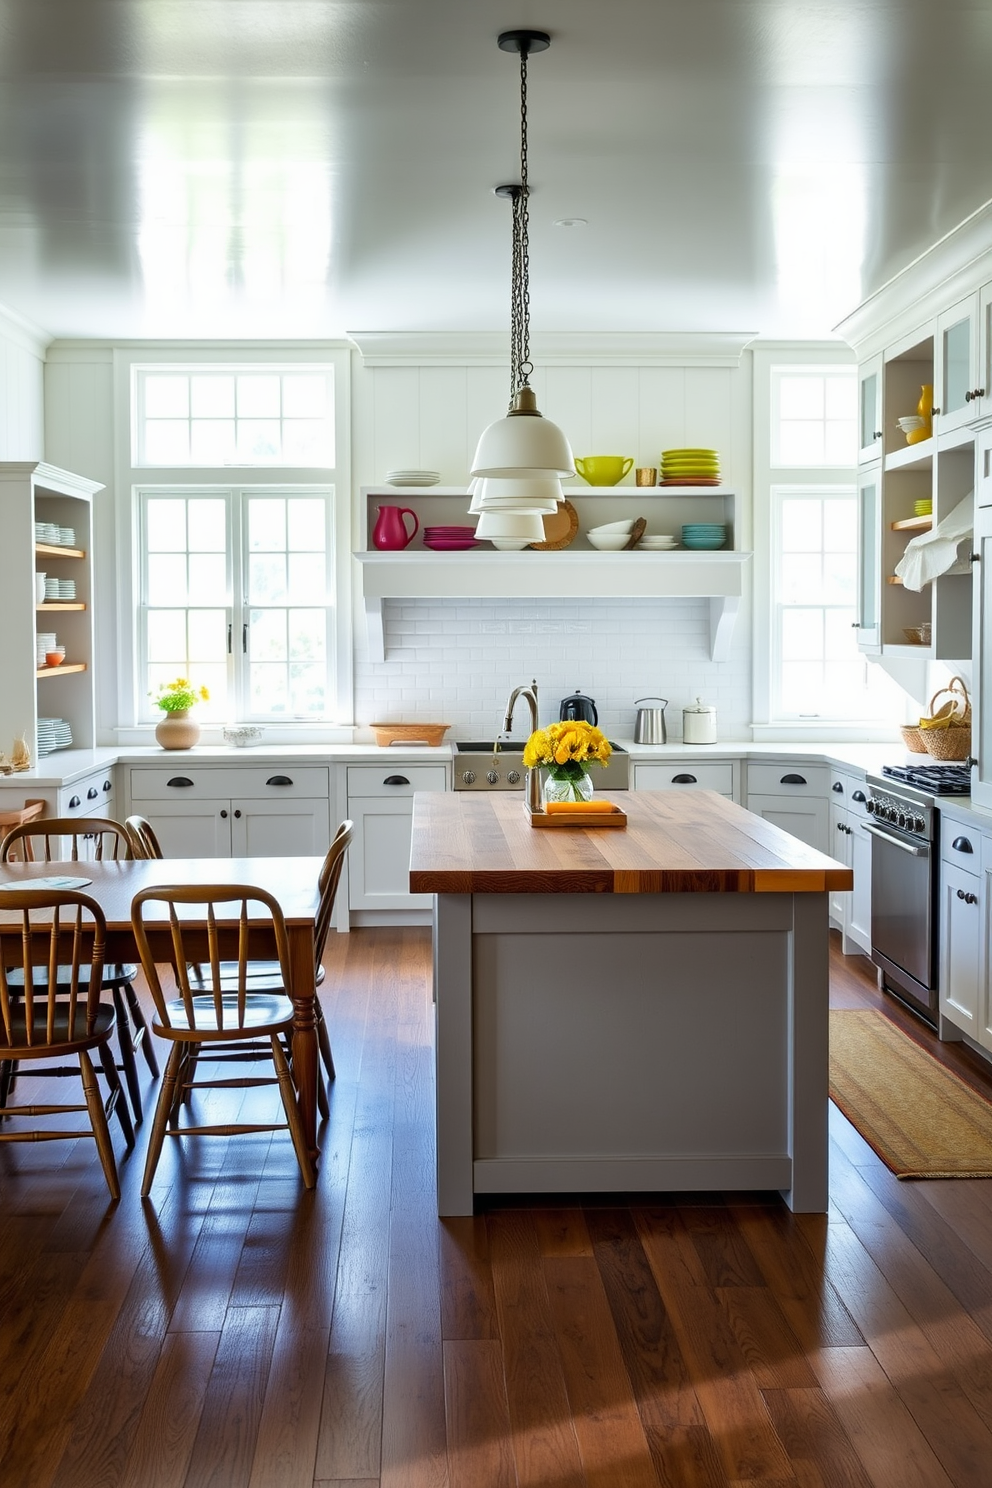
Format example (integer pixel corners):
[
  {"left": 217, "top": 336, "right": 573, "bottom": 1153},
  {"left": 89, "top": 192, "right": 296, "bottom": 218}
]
[{"left": 526, "top": 803, "right": 628, "bottom": 828}]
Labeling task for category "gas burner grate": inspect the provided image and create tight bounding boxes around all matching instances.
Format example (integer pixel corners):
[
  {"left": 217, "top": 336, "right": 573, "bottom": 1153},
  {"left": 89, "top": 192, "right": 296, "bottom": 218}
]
[{"left": 881, "top": 763, "right": 971, "bottom": 795}]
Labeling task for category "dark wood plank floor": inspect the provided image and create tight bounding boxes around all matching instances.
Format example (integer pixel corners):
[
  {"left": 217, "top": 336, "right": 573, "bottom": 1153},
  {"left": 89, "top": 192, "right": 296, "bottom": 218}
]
[{"left": 3, "top": 926, "right": 992, "bottom": 1487}]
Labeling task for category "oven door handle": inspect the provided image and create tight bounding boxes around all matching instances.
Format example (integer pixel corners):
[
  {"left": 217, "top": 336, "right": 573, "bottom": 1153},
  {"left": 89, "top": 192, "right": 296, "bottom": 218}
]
[{"left": 862, "top": 822, "right": 929, "bottom": 857}]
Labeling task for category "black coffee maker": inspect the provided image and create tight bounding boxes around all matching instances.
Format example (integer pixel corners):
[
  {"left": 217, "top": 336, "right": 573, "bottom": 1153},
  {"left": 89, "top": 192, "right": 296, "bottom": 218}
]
[{"left": 559, "top": 691, "right": 598, "bottom": 725}]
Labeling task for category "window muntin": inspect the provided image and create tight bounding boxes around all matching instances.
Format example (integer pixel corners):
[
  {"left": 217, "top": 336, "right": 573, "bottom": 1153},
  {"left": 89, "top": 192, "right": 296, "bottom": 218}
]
[
  {"left": 135, "top": 367, "right": 335, "bottom": 467},
  {"left": 771, "top": 367, "right": 857, "bottom": 467},
  {"left": 138, "top": 488, "right": 334, "bottom": 722}
]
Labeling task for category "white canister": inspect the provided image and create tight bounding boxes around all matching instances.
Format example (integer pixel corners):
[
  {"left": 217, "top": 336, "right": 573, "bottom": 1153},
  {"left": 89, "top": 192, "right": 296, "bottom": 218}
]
[{"left": 682, "top": 697, "right": 717, "bottom": 744}]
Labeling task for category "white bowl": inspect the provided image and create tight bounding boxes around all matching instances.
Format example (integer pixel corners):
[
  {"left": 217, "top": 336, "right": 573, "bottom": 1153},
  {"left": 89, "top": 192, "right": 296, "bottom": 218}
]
[
  {"left": 897, "top": 416, "right": 925, "bottom": 429},
  {"left": 223, "top": 725, "right": 264, "bottom": 747},
  {"left": 587, "top": 533, "right": 629, "bottom": 551},
  {"left": 489, "top": 538, "right": 530, "bottom": 550},
  {"left": 587, "top": 519, "right": 636, "bottom": 534}
]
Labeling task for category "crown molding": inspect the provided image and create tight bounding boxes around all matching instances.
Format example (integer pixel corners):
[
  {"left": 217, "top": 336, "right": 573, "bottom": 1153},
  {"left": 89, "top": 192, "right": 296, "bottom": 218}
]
[
  {"left": 349, "top": 331, "right": 757, "bottom": 368},
  {"left": 834, "top": 197, "right": 992, "bottom": 358},
  {"left": 0, "top": 301, "right": 50, "bottom": 360}
]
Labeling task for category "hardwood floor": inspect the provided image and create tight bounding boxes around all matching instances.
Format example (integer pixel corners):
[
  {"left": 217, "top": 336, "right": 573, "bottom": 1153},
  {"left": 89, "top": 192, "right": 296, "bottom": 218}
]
[{"left": 3, "top": 925, "right": 992, "bottom": 1487}]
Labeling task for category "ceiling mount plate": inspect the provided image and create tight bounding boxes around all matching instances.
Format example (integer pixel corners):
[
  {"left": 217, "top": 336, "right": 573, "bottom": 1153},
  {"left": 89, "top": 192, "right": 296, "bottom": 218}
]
[{"left": 497, "top": 29, "right": 551, "bottom": 55}]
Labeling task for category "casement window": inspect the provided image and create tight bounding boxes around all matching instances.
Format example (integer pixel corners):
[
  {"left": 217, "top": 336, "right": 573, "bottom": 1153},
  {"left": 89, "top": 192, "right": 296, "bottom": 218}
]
[{"left": 133, "top": 366, "right": 335, "bottom": 467}]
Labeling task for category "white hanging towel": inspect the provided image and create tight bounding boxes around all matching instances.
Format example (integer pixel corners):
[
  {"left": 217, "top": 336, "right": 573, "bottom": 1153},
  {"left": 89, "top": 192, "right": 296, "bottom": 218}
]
[{"left": 894, "top": 490, "right": 974, "bottom": 591}]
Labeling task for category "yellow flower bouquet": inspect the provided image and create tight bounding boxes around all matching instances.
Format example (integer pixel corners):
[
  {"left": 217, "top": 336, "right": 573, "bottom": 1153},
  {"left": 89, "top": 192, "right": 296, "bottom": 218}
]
[{"left": 523, "top": 720, "right": 612, "bottom": 804}]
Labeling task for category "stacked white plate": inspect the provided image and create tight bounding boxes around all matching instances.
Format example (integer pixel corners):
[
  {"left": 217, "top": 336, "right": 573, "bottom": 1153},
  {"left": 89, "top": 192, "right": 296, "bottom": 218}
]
[
  {"left": 34, "top": 521, "right": 60, "bottom": 543},
  {"left": 385, "top": 469, "right": 440, "bottom": 487},
  {"left": 59, "top": 526, "right": 76, "bottom": 546},
  {"left": 636, "top": 534, "right": 679, "bottom": 550},
  {"left": 36, "top": 631, "right": 56, "bottom": 664},
  {"left": 37, "top": 718, "right": 72, "bottom": 756},
  {"left": 58, "top": 579, "right": 76, "bottom": 599}
]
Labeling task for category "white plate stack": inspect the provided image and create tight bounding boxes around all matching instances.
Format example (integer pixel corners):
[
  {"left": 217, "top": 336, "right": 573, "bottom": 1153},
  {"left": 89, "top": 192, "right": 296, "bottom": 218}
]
[
  {"left": 37, "top": 718, "right": 72, "bottom": 755},
  {"left": 59, "top": 579, "right": 76, "bottom": 599},
  {"left": 34, "top": 521, "right": 60, "bottom": 544},
  {"left": 385, "top": 469, "right": 440, "bottom": 487},
  {"left": 59, "top": 526, "right": 76, "bottom": 546},
  {"left": 635, "top": 534, "right": 679, "bottom": 550},
  {"left": 36, "top": 631, "right": 57, "bottom": 664}
]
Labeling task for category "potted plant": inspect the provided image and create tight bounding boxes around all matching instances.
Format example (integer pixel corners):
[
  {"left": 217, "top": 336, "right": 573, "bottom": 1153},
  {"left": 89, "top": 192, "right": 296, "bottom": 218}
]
[{"left": 151, "top": 677, "right": 210, "bottom": 750}]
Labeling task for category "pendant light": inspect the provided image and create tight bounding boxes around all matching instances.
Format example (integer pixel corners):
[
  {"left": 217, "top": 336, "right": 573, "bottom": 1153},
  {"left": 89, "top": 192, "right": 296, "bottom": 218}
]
[{"left": 470, "top": 30, "right": 575, "bottom": 483}]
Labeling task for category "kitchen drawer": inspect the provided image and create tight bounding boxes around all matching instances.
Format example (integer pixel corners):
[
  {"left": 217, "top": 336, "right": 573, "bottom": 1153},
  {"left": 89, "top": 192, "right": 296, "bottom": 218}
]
[
  {"left": 632, "top": 761, "right": 734, "bottom": 794},
  {"left": 747, "top": 762, "right": 831, "bottom": 796},
  {"left": 60, "top": 771, "right": 115, "bottom": 817},
  {"left": 942, "top": 819, "right": 982, "bottom": 874},
  {"left": 347, "top": 764, "right": 448, "bottom": 798},
  {"left": 128, "top": 765, "right": 329, "bottom": 800},
  {"left": 830, "top": 773, "right": 871, "bottom": 819}
]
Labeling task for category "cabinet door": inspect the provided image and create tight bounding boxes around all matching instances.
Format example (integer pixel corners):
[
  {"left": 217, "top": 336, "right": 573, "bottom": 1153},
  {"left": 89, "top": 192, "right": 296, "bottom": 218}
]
[
  {"left": 230, "top": 797, "right": 330, "bottom": 857},
  {"left": 855, "top": 467, "right": 882, "bottom": 652},
  {"left": 940, "top": 860, "right": 981, "bottom": 1035},
  {"left": 129, "top": 799, "right": 232, "bottom": 857},
  {"left": 858, "top": 355, "right": 883, "bottom": 463},
  {"left": 349, "top": 797, "right": 432, "bottom": 911},
  {"left": 828, "top": 802, "right": 852, "bottom": 926},
  {"left": 970, "top": 504, "right": 992, "bottom": 808},
  {"left": 847, "top": 814, "right": 872, "bottom": 955},
  {"left": 936, "top": 296, "right": 980, "bottom": 436},
  {"left": 746, "top": 795, "right": 829, "bottom": 854}
]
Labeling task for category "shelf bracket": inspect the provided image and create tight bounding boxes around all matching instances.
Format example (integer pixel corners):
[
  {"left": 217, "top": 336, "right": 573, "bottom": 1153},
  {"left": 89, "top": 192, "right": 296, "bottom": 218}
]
[
  {"left": 709, "top": 596, "right": 740, "bottom": 661},
  {"left": 365, "top": 596, "right": 385, "bottom": 664}
]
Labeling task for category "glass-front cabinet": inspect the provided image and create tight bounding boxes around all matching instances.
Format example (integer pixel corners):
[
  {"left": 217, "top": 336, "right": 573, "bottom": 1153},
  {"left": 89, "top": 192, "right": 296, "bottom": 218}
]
[
  {"left": 855, "top": 467, "right": 882, "bottom": 651},
  {"left": 971, "top": 446, "right": 992, "bottom": 809},
  {"left": 936, "top": 295, "right": 983, "bottom": 436},
  {"left": 858, "top": 354, "right": 883, "bottom": 463}
]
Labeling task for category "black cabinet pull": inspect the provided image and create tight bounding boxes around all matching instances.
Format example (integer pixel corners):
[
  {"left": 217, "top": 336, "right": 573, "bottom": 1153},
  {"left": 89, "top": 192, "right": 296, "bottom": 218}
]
[
  {"left": 87, "top": 786, "right": 98, "bottom": 800},
  {"left": 68, "top": 795, "right": 80, "bottom": 809},
  {"left": 832, "top": 781, "right": 844, "bottom": 792},
  {"left": 167, "top": 776, "right": 194, "bottom": 788},
  {"left": 234, "top": 809, "right": 242, "bottom": 819},
  {"left": 952, "top": 836, "right": 974, "bottom": 853},
  {"left": 220, "top": 809, "right": 228, "bottom": 819},
  {"left": 957, "top": 888, "right": 979, "bottom": 904},
  {"left": 852, "top": 790, "right": 866, "bottom": 803},
  {"left": 266, "top": 775, "right": 293, "bottom": 786},
  {"left": 671, "top": 773, "right": 697, "bottom": 784},
  {"left": 103, "top": 780, "right": 112, "bottom": 791},
  {"left": 780, "top": 773, "right": 807, "bottom": 785},
  {"left": 383, "top": 775, "right": 411, "bottom": 786}
]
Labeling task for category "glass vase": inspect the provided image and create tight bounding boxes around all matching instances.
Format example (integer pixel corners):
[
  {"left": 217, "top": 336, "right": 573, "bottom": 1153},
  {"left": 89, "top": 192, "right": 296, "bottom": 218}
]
[{"left": 543, "top": 768, "right": 595, "bottom": 806}]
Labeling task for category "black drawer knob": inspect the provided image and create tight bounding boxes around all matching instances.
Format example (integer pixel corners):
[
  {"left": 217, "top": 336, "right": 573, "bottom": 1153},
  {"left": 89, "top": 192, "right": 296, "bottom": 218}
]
[
  {"left": 952, "top": 836, "right": 974, "bottom": 853},
  {"left": 383, "top": 775, "right": 411, "bottom": 786},
  {"left": 832, "top": 781, "right": 844, "bottom": 792},
  {"left": 220, "top": 809, "right": 228, "bottom": 819},
  {"left": 852, "top": 790, "right": 866, "bottom": 803},
  {"left": 266, "top": 775, "right": 293, "bottom": 786},
  {"left": 68, "top": 795, "right": 80, "bottom": 809},
  {"left": 103, "top": 780, "right": 112, "bottom": 791},
  {"left": 671, "top": 774, "right": 697, "bottom": 784},
  {"left": 780, "top": 773, "right": 807, "bottom": 785},
  {"left": 167, "top": 776, "right": 194, "bottom": 788},
  {"left": 234, "top": 809, "right": 242, "bottom": 818},
  {"left": 87, "top": 787, "right": 98, "bottom": 800}
]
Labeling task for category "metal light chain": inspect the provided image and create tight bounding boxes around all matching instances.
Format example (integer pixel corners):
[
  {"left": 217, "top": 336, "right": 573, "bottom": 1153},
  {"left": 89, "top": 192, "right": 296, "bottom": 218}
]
[{"left": 516, "top": 44, "right": 533, "bottom": 391}]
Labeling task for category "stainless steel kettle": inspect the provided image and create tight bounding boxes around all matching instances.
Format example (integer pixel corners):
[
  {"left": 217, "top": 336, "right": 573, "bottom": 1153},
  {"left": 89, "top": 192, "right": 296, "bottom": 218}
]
[
  {"left": 559, "top": 691, "right": 598, "bottom": 725},
  {"left": 633, "top": 697, "right": 668, "bottom": 744}
]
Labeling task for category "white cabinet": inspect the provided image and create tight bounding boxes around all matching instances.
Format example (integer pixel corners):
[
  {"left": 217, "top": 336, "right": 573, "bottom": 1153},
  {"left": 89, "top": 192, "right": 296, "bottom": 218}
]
[
  {"left": 746, "top": 761, "right": 830, "bottom": 854},
  {"left": 347, "top": 763, "right": 448, "bottom": 913},
  {"left": 631, "top": 759, "right": 737, "bottom": 799},
  {"left": 936, "top": 295, "right": 983, "bottom": 436},
  {"left": 858, "top": 354, "right": 884, "bottom": 463},
  {"left": 855, "top": 466, "right": 882, "bottom": 652},
  {"left": 0, "top": 462, "right": 103, "bottom": 765},
  {"left": 970, "top": 501, "right": 992, "bottom": 809},
  {"left": 828, "top": 773, "right": 871, "bottom": 955},
  {"left": 125, "top": 764, "right": 331, "bottom": 858},
  {"left": 939, "top": 822, "right": 983, "bottom": 1037}
]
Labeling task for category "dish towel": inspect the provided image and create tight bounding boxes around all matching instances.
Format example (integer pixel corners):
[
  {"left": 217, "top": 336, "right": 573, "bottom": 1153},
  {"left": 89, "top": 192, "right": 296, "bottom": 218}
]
[{"left": 894, "top": 490, "right": 974, "bottom": 590}]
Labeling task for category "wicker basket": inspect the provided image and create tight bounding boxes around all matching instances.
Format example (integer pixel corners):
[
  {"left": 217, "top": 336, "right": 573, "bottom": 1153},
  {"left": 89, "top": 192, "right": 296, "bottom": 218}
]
[
  {"left": 922, "top": 725, "right": 972, "bottom": 761},
  {"left": 919, "top": 677, "right": 971, "bottom": 761},
  {"left": 370, "top": 722, "right": 450, "bottom": 747},
  {"left": 900, "top": 724, "right": 927, "bottom": 753}
]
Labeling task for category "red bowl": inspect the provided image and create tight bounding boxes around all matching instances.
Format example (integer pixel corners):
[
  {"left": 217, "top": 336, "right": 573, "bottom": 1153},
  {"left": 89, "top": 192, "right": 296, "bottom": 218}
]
[{"left": 423, "top": 538, "right": 478, "bottom": 550}]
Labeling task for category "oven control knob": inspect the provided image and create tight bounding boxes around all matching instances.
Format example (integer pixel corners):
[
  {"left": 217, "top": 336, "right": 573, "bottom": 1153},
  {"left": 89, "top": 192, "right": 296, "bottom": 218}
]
[
  {"left": 507, "top": 770, "right": 521, "bottom": 784},
  {"left": 897, "top": 812, "right": 907, "bottom": 828},
  {"left": 866, "top": 799, "right": 875, "bottom": 812},
  {"left": 914, "top": 816, "right": 926, "bottom": 833},
  {"left": 486, "top": 770, "right": 500, "bottom": 785},
  {"left": 461, "top": 770, "right": 476, "bottom": 785}
]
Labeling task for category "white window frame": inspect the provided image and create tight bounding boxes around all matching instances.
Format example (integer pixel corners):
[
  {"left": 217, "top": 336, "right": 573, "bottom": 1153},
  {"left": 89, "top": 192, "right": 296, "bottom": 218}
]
[
  {"left": 113, "top": 344, "right": 353, "bottom": 742},
  {"left": 751, "top": 343, "right": 900, "bottom": 740}
]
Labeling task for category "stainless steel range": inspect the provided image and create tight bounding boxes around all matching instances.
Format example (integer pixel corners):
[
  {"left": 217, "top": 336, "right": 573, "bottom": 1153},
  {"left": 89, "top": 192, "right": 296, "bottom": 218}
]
[
  {"left": 865, "top": 763, "right": 971, "bottom": 1028},
  {"left": 452, "top": 741, "right": 629, "bottom": 791}
]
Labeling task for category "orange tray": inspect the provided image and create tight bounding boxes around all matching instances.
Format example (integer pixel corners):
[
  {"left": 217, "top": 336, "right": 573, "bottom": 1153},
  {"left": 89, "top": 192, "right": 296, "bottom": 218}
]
[{"left": 526, "top": 803, "right": 628, "bottom": 828}]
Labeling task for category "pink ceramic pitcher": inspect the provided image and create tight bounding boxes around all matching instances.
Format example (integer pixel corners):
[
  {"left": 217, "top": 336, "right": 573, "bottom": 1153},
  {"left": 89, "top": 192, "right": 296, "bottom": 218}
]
[{"left": 372, "top": 505, "right": 419, "bottom": 550}]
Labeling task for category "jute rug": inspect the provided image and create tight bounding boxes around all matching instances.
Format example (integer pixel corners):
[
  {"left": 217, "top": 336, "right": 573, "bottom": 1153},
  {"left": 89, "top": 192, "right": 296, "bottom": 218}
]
[{"left": 829, "top": 1009, "right": 992, "bottom": 1178}]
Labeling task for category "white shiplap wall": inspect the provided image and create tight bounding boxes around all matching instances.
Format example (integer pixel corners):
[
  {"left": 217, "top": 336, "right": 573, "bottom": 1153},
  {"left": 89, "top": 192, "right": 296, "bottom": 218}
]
[
  {"left": 351, "top": 339, "right": 754, "bottom": 739},
  {"left": 0, "top": 308, "right": 46, "bottom": 459}
]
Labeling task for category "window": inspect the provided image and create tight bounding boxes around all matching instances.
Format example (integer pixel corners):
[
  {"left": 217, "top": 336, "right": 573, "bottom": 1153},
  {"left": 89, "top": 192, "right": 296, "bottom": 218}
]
[
  {"left": 133, "top": 366, "right": 335, "bottom": 466},
  {"left": 138, "top": 488, "right": 335, "bottom": 722},
  {"left": 771, "top": 367, "right": 856, "bottom": 465}
]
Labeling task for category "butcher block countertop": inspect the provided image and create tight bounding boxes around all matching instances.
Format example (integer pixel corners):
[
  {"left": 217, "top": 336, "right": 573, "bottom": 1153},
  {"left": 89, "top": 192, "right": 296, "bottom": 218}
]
[{"left": 409, "top": 788, "right": 853, "bottom": 895}]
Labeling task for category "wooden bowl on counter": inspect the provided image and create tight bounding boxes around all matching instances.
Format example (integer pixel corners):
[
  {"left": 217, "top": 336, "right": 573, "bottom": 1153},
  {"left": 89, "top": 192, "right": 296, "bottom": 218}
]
[{"left": 370, "top": 722, "right": 451, "bottom": 747}]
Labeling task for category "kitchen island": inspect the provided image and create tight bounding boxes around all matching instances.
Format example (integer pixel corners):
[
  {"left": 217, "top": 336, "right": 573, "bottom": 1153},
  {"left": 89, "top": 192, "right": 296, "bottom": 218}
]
[{"left": 410, "top": 788, "right": 852, "bottom": 1216}]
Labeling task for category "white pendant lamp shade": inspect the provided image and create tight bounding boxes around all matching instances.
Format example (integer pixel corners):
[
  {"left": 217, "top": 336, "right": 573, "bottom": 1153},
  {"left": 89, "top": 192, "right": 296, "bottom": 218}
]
[
  {"left": 470, "top": 409, "right": 575, "bottom": 480},
  {"left": 474, "top": 509, "right": 547, "bottom": 542},
  {"left": 468, "top": 475, "right": 562, "bottom": 515}
]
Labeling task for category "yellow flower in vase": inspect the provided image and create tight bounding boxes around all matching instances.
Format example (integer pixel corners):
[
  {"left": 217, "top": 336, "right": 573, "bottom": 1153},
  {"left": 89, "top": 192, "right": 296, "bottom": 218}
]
[{"left": 524, "top": 721, "right": 612, "bottom": 804}]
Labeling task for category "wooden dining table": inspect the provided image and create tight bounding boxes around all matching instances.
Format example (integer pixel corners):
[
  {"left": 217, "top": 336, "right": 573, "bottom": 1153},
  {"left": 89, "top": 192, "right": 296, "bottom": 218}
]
[{"left": 0, "top": 855, "right": 326, "bottom": 1159}]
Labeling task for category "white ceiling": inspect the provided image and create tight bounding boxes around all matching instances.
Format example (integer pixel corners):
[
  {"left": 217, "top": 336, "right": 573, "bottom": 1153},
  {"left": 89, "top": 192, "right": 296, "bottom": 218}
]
[{"left": 2, "top": 0, "right": 991, "bottom": 344}]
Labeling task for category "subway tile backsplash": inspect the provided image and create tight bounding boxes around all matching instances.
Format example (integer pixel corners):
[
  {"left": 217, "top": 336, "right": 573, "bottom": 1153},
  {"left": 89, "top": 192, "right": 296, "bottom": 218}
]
[{"left": 354, "top": 596, "right": 752, "bottom": 741}]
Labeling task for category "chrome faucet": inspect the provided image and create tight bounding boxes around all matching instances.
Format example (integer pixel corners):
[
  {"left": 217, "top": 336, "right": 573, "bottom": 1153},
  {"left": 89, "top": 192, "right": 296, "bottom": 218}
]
[{"left": 503, "top": 678, "right": 542, "bottom": 811}]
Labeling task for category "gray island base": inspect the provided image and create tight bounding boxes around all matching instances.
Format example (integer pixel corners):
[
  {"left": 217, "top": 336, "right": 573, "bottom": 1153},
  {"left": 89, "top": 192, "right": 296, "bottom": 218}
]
[{"left": 409, "top": 789, "right": 853, "bottom": 1217}]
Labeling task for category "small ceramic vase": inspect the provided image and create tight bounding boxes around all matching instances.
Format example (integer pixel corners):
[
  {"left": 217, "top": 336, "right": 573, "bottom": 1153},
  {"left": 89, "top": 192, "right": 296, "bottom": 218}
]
[{"left": 154, "top": 709, "right": 201, "bottom": 750}]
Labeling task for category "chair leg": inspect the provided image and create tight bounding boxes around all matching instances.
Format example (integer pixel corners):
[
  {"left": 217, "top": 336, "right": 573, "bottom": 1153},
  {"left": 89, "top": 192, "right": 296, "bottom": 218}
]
[
  {"left": 0, "top": 1059, "right": 17, "bottom": 1107},
  {"left": 79, "top": 1048, "right": 121, "bottom": 1201},
  {"left": 314, "top": 997, "right": 336, "bottom": 1082},
  {"left": 270, "top": 1035, "right": 315, "bottom": 1188},
  {"left": 96, "top": 1041, "right": 135, "bottom": 1151},
  {"left": 142, "top": 1043, "right": 184, "bottom": 1198},
  {"left": 111, "top": 985, "right": 144, "bottom": 1124},
  {"left": 123, "top": 979, "right": 159, "bottom": 1077}
]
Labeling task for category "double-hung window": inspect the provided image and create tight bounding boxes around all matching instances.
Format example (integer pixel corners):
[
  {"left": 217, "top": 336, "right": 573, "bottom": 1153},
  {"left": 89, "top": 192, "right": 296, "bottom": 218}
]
[{"left": 130, "top": 359, "right": 350, "bottom": 727}]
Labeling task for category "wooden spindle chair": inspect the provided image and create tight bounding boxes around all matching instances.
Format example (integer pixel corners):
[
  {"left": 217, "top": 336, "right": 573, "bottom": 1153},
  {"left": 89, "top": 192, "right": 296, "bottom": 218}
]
[
  {"left": 0, "top": 800, "right": 46, "bottom": 860},
  {"left": 130, "top": 883, "right": 316, "bottom": 1196},
  {"left": 0, "top": 887, "right": 134, "bottom": 1199},
  {"left": 0, "top": 817, "right": 160, "bottom": 1120}
]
